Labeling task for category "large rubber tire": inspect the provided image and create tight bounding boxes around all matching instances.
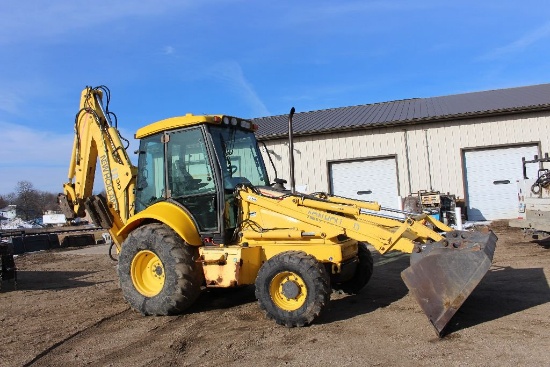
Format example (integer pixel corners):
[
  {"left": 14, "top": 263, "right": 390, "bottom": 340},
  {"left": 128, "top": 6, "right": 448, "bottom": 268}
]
[
  {"left": 336, "top": 242, "right": 374, "bottom": 294},
  {"left": 117, "top": 223, "right": 203, "bottom": 315},
  {"left": 255, "top": 251, "right": 330, "bottom": 327}
]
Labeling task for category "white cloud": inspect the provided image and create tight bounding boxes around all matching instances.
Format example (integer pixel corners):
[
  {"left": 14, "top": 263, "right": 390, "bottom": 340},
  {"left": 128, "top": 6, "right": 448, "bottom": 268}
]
[
  {"left": 0, "top": 121, "right": 74, "bottom": 194},
  {"left": 280, "top": 1, "right": 432, "bottom": 27},
  {"left": 0, "top": 121, "right": 74, "bottom": 166},
  {"left": 206, "top": 61, "right": 270, "bottom": 117},
  {"left": 0, "top": 121, "right": 139, "bottom": 195},
  {"left": 480, "top": 21, "right": 550, "bottom": 61},
  {"left": 0, "top": 166, "right": 69, "bottom": 195},
  {"left": 0, "top": 91, "right": 23, "bottom": 115},
  {"left": 0, "top": 79, "right": 53, "bottom": 117},
  {"left": 0, "top": 1, "right": 198, "bottom": 44},
  {"left": 163, "top": 46, "right": 176, "bottom": 55}
]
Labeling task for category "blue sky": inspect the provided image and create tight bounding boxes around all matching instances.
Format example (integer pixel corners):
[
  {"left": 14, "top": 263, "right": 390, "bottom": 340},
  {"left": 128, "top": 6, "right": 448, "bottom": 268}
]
[{"left": 1, "top": 1, "right": 550, "bottom": 195}]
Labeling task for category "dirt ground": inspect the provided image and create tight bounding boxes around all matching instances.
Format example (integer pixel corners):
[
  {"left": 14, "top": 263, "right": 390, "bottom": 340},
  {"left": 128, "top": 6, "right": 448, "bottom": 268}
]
[{"left": 1, "top": 223, "right": 549, "bottom": 367}]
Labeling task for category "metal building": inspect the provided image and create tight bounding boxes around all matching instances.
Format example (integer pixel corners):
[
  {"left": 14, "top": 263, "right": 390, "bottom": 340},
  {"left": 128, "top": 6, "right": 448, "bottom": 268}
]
[{"left": 253, "top": 83, "right": 550, "bottom": 221}]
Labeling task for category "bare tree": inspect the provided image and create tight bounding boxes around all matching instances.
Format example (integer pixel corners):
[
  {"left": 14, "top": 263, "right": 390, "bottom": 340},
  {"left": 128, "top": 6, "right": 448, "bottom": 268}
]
[
  {"left": 38, "top": 191, "right": 59, "bottom": 212},
  {"left": 4, "top": 193, "right": 16, "bottom": 205},
  {"left": 2, "top": 182, "right": 61, "bottom": 221},
  {"left": 14, "top": 181, "right": 42, "bottom": 220},
  {"left": 0, "top": 195, "right": 7, "bottom": 209}
]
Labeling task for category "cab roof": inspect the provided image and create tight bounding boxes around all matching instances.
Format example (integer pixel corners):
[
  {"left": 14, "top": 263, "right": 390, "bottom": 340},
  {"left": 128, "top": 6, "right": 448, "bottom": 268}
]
[{"left": 135, "top": 114, "right": 223, "bottom": 139}]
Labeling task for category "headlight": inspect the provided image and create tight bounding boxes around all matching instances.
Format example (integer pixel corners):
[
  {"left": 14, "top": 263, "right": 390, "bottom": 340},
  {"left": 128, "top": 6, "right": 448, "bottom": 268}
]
[{"left": 240, "top": 120, "right": 252, "bottom": 129}]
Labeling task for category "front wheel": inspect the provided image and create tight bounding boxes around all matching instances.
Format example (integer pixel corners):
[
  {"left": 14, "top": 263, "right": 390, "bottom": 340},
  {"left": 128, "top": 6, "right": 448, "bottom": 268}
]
[
  {"left": 117, "top": 223, "right": 203, "bottom": 315},
  {"left": 334, "top": 242, "right": 373, "bottom": 294},
  {"left": 255, "top": 251, "right": 330, "bottom": 327}
]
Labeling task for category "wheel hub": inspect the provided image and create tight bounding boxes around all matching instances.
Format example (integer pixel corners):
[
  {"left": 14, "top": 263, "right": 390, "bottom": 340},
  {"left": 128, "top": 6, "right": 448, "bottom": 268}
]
[
  {"left": 131, "top": 250, "right": 165, "bottom": 297},
  {"left": 269, "top": 271, "right": 308, "bottom": 311},
  {"left": 281, "top": 280, "right": 301, "bottom": 299},
  {"left": 154, "top": 265, "right": 163, "bottom": 276}
]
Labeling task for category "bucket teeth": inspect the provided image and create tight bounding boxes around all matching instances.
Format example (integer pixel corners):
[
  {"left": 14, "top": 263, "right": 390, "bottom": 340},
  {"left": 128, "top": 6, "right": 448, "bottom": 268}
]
[{"left": 401, "top": 229, "right": 498, "bottom": 336}]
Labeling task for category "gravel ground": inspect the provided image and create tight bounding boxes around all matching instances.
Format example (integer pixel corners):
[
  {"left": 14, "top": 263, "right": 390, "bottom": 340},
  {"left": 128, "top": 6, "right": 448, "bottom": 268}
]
[{"left": 1, "top": 222, "right": 548, "bottom": 367}]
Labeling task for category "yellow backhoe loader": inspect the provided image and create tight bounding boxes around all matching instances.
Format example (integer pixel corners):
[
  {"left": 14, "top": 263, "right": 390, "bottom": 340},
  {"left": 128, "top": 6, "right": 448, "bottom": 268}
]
[{"left": 59, "top": 86, "right": 497, "bottom": 336}]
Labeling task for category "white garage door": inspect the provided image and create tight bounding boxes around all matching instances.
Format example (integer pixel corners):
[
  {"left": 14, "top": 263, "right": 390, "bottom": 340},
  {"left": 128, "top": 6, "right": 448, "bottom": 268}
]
[
  {"left": 464, "top": 145, "right": 539, "bottom": 221},
  {"left": 329, "top": 157, "right": 399, "bottom": 210}
]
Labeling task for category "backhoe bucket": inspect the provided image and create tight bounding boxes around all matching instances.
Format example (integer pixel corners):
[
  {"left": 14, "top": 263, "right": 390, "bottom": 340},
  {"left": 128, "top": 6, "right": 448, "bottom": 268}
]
[{"left": 401, "top": 229, "right": 497, "bottom": 336}]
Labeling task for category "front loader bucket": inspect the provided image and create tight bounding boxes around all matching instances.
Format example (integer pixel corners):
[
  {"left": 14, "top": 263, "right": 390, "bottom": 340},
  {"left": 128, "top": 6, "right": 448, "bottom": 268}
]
[{"left": 401, "top": 229, "right": 497, "bottom": 336}]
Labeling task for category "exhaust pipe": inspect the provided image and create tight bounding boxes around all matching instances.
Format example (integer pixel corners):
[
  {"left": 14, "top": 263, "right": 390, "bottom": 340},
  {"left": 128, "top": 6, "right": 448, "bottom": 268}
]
[{"left": 288, "top": 107, "right": 296, "bottom": 194}]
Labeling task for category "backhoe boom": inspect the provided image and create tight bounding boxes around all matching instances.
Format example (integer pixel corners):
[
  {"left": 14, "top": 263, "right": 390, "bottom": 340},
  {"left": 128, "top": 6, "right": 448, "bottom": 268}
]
[{"left": 59, "top": 86, "right": 137, "bottom": 246}]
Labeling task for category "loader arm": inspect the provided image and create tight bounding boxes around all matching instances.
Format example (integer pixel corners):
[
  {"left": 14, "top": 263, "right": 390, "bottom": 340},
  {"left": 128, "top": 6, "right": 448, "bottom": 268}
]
[
  {"left": 236, "top": 185, "right": 497, "bottom": 336},
  {"left": 237, "top": 185, "right": 451, "bottom": 255},
  {"left": 59, "top": 86, "right": 137, "bottom": 246}
]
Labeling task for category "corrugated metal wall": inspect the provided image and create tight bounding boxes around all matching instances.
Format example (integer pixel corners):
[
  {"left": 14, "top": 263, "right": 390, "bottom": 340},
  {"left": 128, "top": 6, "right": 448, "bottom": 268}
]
[{"left": 259, "top": 111, "right": 550, "bottom": 201}]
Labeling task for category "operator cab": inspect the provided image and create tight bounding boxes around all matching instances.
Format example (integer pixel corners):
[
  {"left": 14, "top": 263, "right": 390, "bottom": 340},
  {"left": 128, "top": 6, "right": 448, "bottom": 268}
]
[{"left": 134, "top": 115, "right": 270, "bottom": 245}]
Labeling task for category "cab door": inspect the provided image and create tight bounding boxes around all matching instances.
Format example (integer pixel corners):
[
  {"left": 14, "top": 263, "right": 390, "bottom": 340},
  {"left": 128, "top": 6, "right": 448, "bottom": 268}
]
[{"left": 166, "top": 127, "right": 221, "bottom": 234}]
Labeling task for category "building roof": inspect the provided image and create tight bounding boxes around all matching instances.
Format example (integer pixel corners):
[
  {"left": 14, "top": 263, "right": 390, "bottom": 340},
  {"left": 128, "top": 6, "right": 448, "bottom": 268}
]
[
  {"left": 252, "top": 83, "right": 550, "bottom": 140},
  {"left": 0, "top": 205, "right": 16, "bottom": 212}
]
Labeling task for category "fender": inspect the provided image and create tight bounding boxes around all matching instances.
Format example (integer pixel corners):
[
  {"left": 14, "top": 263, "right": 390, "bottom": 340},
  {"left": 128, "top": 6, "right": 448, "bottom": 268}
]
[{"left": 117, "top": 201, "right": 202, "bottom": 246}]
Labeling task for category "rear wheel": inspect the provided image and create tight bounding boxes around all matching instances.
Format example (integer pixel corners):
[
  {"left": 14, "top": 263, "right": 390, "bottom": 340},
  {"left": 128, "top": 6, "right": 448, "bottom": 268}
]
[
  {"left": 255, "top": 251, "right": 330, "bottom": 327},
  {"left": 336, "top": 242, "right": 373, "bottom": 294},
  {"left": 117, "top": 223, "right": 203, "bottom": 315}
]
